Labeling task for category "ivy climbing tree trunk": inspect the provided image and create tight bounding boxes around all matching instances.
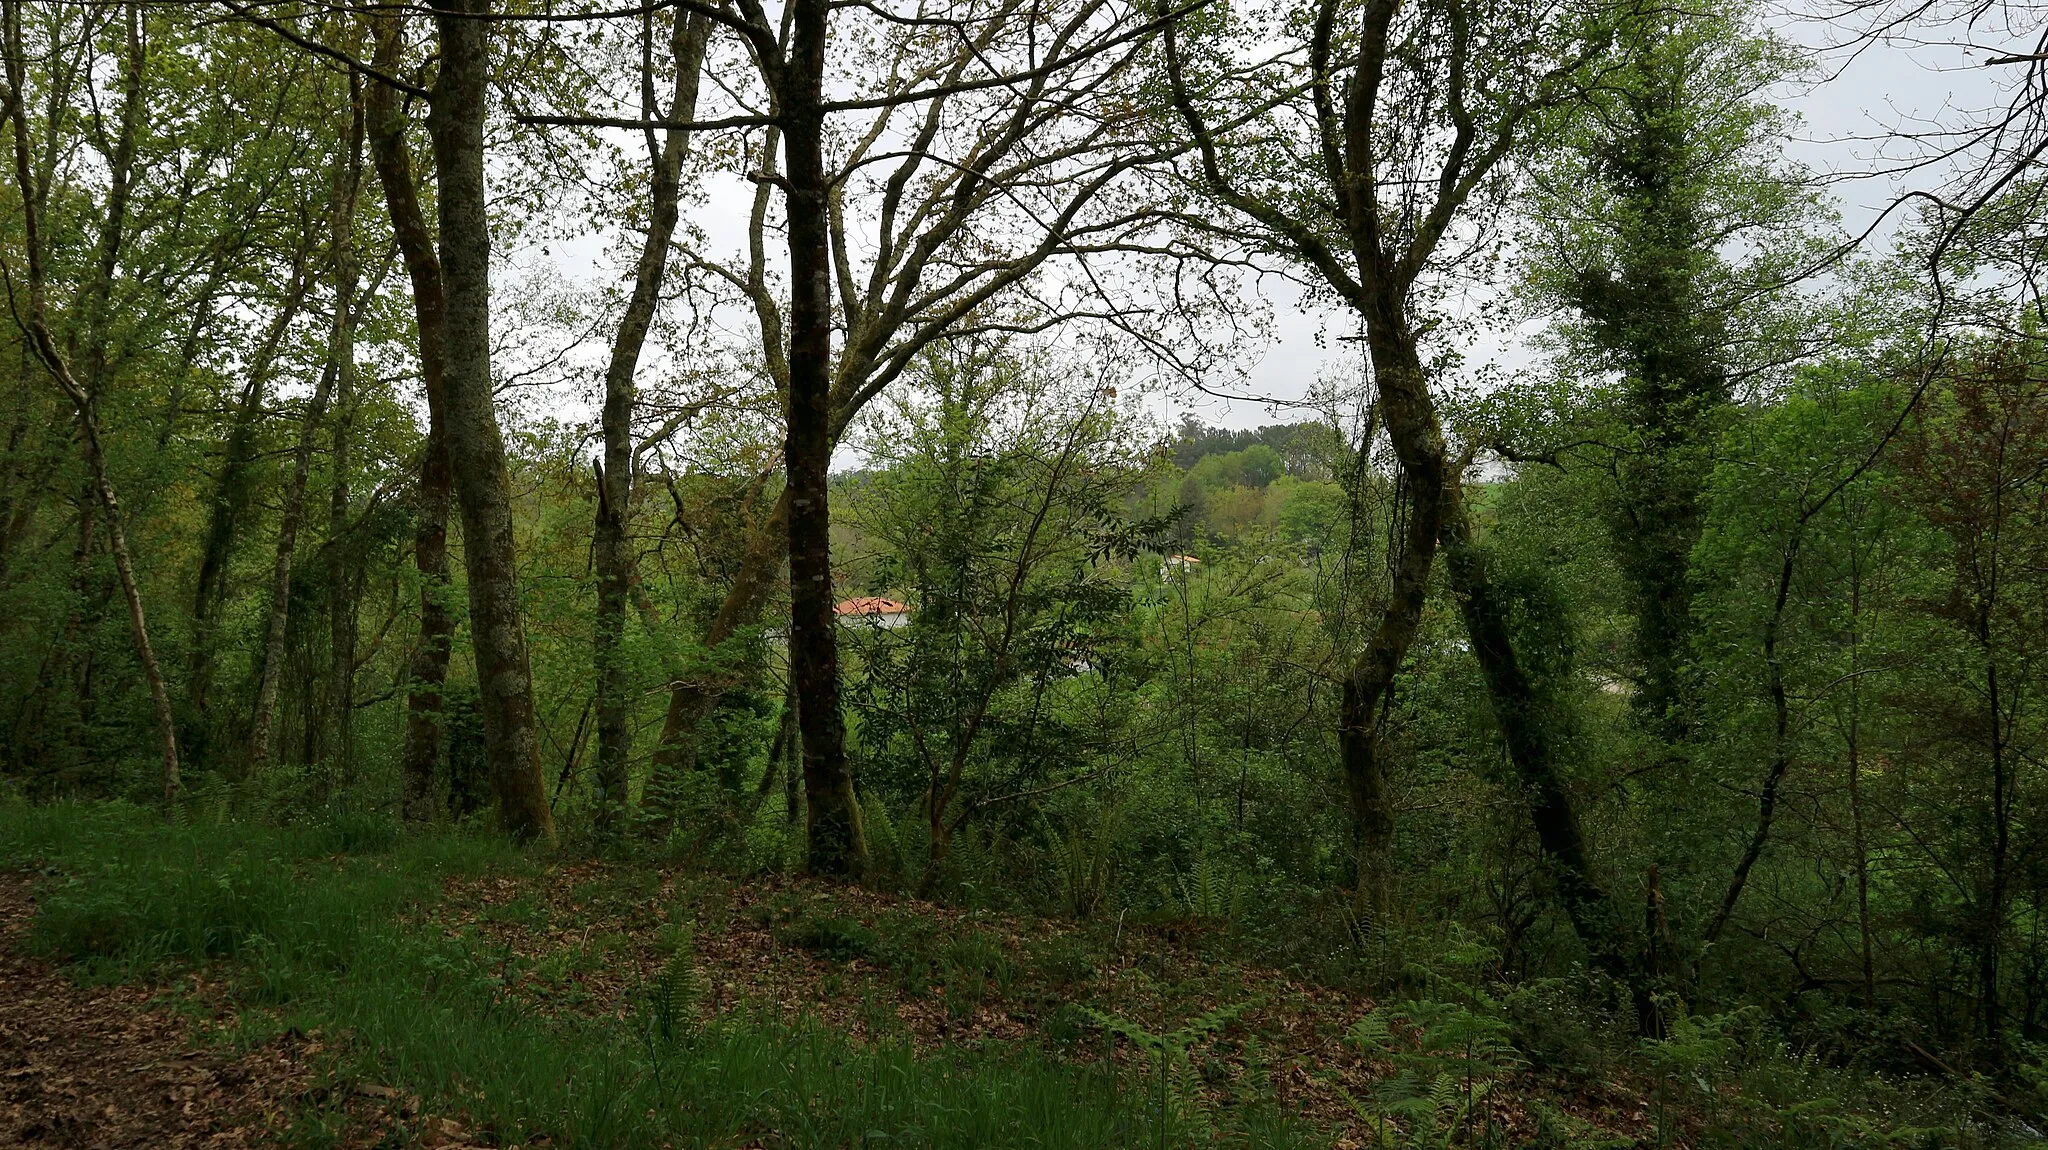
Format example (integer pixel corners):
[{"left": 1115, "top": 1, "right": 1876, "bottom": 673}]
[
  {"left": 1562, "top": 15, "right": 1734, "bottom": 739},
  {"left": 1340, "top": 320, "right": 1454, "bottom": 919},
  {"left": 429, "top": 0, "right": 554, "bottom": 843}
]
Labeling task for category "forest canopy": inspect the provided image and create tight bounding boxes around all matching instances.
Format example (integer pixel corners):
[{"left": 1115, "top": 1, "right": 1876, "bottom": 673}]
[{"left": 3, "top": 0, "right": 2048, "bottom": 1142}]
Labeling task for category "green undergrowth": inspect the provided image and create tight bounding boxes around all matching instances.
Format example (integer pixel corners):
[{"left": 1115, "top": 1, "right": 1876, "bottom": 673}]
[{"left": 0, "top": 800, "right": 1319, "bottom": 1149}]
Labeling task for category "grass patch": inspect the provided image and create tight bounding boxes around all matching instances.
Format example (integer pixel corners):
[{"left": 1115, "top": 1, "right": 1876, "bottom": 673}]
[{"left": 0, "top": 801, "right": 1320, "bottom": 1149}]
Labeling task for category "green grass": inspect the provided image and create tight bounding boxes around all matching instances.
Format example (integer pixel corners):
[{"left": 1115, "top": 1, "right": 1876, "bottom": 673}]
[{"left": 0, "top": 801, "right": 1321, "bottom": 1149}]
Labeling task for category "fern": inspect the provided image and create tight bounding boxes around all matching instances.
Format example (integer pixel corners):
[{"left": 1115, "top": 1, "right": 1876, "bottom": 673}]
[
  {"left": 1173, "top": 852, "right": 1243, "bottom": 923},
  {"left": 648, "top": 927, "right": 706, "bottom": 1044},
  {"left": 1042, "top": 807, "right": 1113, "bottom": 919},
  {"left": 862, "top": 792, "right": 903, "bottom": 888},
  {"left": 1080, "top": 1000, "right": 1253, "bottom": 1150},
  {"left": 1345, "top": 996, "right": 1522, "bottom": 1147}
]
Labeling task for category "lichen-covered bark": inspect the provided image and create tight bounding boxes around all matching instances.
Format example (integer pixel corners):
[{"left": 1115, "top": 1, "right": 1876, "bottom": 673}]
[
  {"left": 780, "top": 0, "right": 865, "bottom": 876},
  {"left": 366, "top": 10, "right": 454, "bottom": 822},
  {"left": 1340, "top": 320, "right": 1451, "bottom": 918},
  {"left": 428, "top": 0, "right": 553, "bottom": 843}
]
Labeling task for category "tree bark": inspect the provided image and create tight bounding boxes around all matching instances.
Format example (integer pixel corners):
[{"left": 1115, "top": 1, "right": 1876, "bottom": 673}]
[
  {"left": 779, "top": 0, "right": 865, "bottom": 877},
  {"left": 1339, "top": 326, "right": 1452, "bottom": 918},
  {"left": 428, "top": 0, "right": 554, "bottom": 843},
  {"left": 594, "top": 11, "right": 710, "bottom": 833},
  {"left": 1439, "top": 491, "right": 1647, "bottom": 1025},
  {"left": 365, "top": 9, "right": 456, "bottom": 823},
  {"left": 403, "top": 420, "right": 456, "bottom": 820}
]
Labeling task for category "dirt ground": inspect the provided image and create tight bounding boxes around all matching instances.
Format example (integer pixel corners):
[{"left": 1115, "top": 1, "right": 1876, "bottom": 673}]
[{"left": 0, "top": 876, "right": 312, "bottom": 1148}]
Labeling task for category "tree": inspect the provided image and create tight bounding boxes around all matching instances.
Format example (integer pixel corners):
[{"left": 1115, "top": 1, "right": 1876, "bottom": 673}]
[
  {"left": 1894, "top": 343, "right": 2048, "bottom": 1067},
  {"left": 2, "top": 0, "right": 179, "bottom": 809},
  {"left": 248, "top": 78, "right": 364, "bottom": 781},
  {"left": 592, "top": 10, "right": 712, "bottom": 834},
  {"left": 1163, "top": 0, "right": 1652, "bottom": 1012},
  {"left": 427, "top": 0, "right": 552, "bottom": 842},
  {"left": 363, "top": 7, "right": 455, "bottom": 822},
  {"left": 846, "top": 342, "right": 1153, "bottom": 891},
  {"left": 1517, "top": 3, "right": 1821, "bottom": 737},
  {"left": 531, "top": 0, "right": 1196, "bottom": 872}
]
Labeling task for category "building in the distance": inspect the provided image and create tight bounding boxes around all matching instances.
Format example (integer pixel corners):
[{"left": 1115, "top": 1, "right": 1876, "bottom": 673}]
[{"left": 833, "top": 596, "right": 913, "bottom": 629}]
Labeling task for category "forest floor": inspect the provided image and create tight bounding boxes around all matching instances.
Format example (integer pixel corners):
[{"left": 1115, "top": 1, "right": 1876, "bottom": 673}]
[
  {"left": 0, "top": 852, "right": 1665, "bottom": 1148},
  {"left": 424, "top": 859, "right": 1662, "bottom": 1146},
  {"left": 0, "top": 876, "right": 350, "bottom": 1148}
]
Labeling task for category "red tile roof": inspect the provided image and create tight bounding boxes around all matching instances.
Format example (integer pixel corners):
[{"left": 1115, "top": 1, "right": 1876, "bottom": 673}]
[{"left": 834, "top": 596, "right": 911, "bottom": 616}]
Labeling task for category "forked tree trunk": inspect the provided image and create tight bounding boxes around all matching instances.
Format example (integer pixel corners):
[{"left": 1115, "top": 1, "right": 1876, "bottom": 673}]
[
  {"left": 594, "top": 12, "right": 711, "bottom": 833},
  {"left": 249, "top": 99, "right": 363, "bottom": 780},
  {"left": 779, "top": 0, "right": 865, "bottom": 877},
  {"left": 3, "top": 0, "right": 177, "bottom": 808},
  {"left": 366, "top": 10, "right": 456, "bottom": 823},
  {"left": 2, "top": 0, "right": 176, "bottom": 806},
  {"left": 429, "top": 0, "right": 554, "bottom": 843},
  {"left": 1357, "top": 304, "right": 1646, "bottom": 1022}
]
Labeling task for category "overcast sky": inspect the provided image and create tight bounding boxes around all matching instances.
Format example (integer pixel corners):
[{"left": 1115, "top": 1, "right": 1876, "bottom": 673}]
[
  {"left": 507, "top": 3, "right": 2022, "bottom": 442},
  {"left": 1191, "top": 5, "right": 2016, "bottom": 429}
]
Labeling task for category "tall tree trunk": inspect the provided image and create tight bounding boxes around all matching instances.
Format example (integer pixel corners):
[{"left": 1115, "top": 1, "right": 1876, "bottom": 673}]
[
  {"left": 326, "top": 269, "right": 359, "bottom": 789},
  {"left": 249, "top": 100, "right": 364, "bottom": 780},
  {"left": 429, "top": 0, "right": 554, "bottom": 843},
  {"left": 188, "top": 260, "right": 311, "bottom": 730},
  {"left": 594, "top": 11, "right": 710, "bottom": 833},
  {"left": 1440, "top": 491, "right": 1647, "bottom": 1026},
  {"left": 1340, "top": 679, "right": 1396, "bottom": 917},
  {"left": 3, "top": 0, "right": 176, "bottom": 808},
  {"left": 1567, "top": 18, "right": 1732, "bottom": 740},
  {"left": 1339, "top": 331, "right": 1450, "bottom": 918},
  {"left": 366, "top": 10, "right": 456, "bottom": 823},
  {"left": 779, "top": 0, "right": 865, "bottom": 877},
  {"left": 644, "top": 487, "right": 789, "bottom": 803}
]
